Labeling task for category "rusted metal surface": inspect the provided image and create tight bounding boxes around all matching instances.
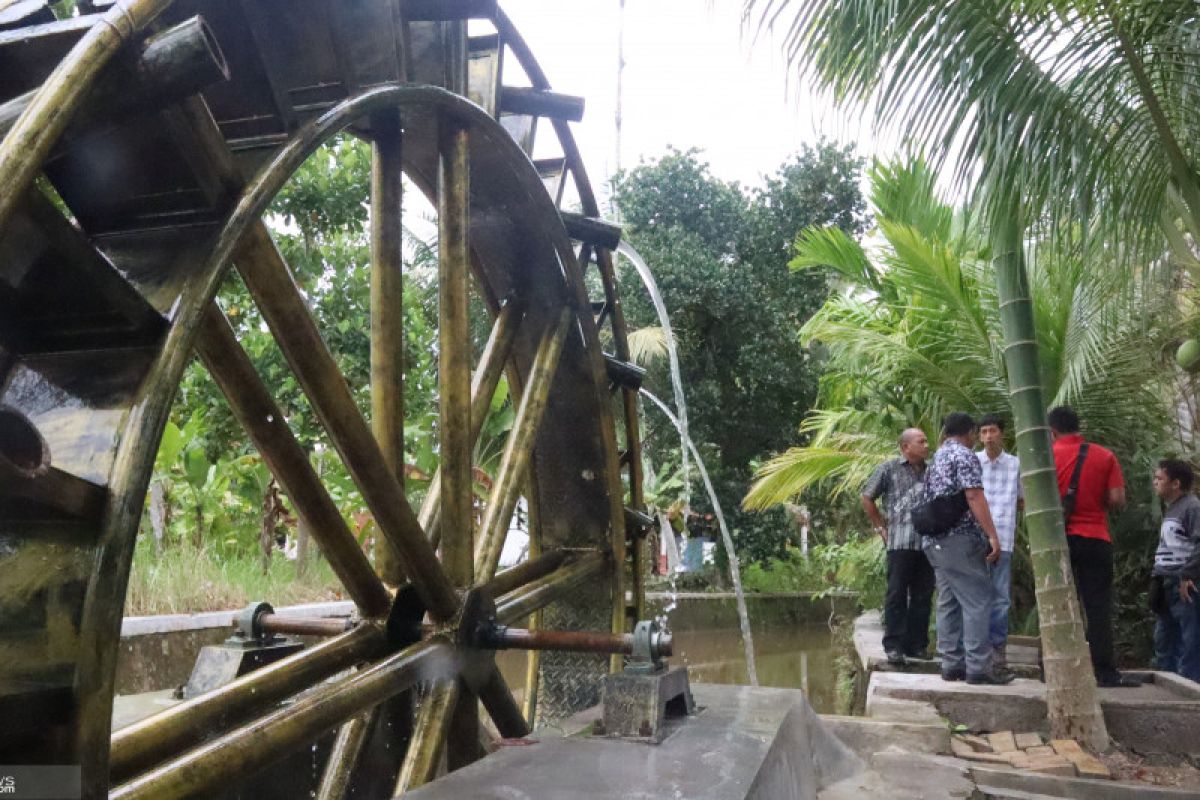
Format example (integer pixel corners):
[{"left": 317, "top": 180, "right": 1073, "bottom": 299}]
[{"left": 256, "top": 614, "right": 354, "bottom": 638}]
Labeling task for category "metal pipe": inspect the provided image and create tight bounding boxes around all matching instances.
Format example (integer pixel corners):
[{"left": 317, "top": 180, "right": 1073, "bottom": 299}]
[
  {"left": 111, "top": 639, "right": 449, "bottom": 800},
  {"left": 481, "top": 548, "right": 568, "bottom": 598},
  {"left": 0, "top": 0, "right": 173, "bottom": 237},
  {"left": 484, "top": 627, "right": 646, "bottom": 656},
  {"left": 495, "top": 551, "right": 608, "bottom": 625},
  {"left": 474, "top": 309, "right": 571, "bottom": 580},
  {"left": 477, "top": 667, "right": 529, "bottom": 738},
  {"left": 256, "top": 613, "right": 354, "bottom": 637},
  {"left": 196, "top": 305, "right": 392, "bottom": 618},
  {"left": 108, "top": 623, "right": 386, "bottom": 784}
]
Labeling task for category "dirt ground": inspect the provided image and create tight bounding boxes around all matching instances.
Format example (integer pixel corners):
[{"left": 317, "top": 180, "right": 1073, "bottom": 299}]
[{"left": 1101, "top": 747, "right": 1200, "bottom": 791}]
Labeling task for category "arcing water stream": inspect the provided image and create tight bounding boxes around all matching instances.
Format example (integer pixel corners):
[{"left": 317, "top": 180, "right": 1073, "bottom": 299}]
[
  {"left": 616, "top": 242, "right": 690, "bottom": 506},
  {"left": 641, "top": 389, "right": 759, "bottom": 686}
]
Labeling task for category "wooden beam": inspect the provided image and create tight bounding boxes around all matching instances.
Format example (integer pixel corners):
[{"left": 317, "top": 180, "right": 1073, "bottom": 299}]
[
  {"left": 370, "top": 108, "right": 407, "bottom": 586},
  {"left": 405, "top": 0, "right": 496, "bottom": 21},
  {"left": 233, "top": 222, "right": 459, "bottom": 622},
  {"left": 195, "top": 304, "right": 392, "bottom": 618},
  {"left": 500, "top": 86, "right": 585, "bottom": 123},
  {"left": 474, "top": 310, "right": 571, "bottom": 580},
  {"left": 421, "top": 296, "right": 523, "bottom": 547},
  {"left": 561, "top": 211, "right": 622, "bottom": 250}
]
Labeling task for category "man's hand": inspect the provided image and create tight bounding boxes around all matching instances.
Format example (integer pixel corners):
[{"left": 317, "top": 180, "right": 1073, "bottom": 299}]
[
  {"left": 985, "top": 535, "right": 1001, "bottom": 565},
  {"left": 1182, "top": 579, "right": 1196, "bottom": 603},
  {"left": 874, "top": 524, "right": 888, "bottom": 545}
]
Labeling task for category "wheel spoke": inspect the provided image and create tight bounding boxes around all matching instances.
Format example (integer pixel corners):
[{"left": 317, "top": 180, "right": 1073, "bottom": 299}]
[
  {"left": 233, "top": 221, "right": 458, "bottom": 621},
  {"left": 495, "top": 551, "right": 608, "bottom": 624},
  {"left": 474, "top": 309, "right": 572, "bottom": 580},
  {"left": 436, "top": 117, "right": 482, "bottom": 768},
  {"left": 421, "top": 295, "right": 524, "bottom": 546},
  {"left": 314, "top": 711, "right": 374, "bottom": 800},
  {"left": 109, "top": 623, "right": 386, "bottom": 784},
  {"left": 477, "top": 667, "right": 529, "bottom": 738},
  {"left": 393, "top": 680, "right": 459, "bottom": 793},
  {"left": 370, "top": 108, "right": 407, "bottom": 586},
  {"left": 195, "top": 304, "right": 392, "bottom": 618},
  {"left": 111, "top": 638, "right": 448, "bottom": 800}
]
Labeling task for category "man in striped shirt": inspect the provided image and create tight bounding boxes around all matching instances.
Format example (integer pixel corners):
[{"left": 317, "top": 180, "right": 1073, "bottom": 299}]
[
  {"left": 976, "top": 414, "right": 1023, "bottom": 669},
  {"left": 1151, "top": 459, "right": 1200, "bottom": 682}
]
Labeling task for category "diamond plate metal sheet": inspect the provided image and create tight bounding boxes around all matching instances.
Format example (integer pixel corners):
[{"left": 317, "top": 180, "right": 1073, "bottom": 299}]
[{"left": 533, "top": 581, "right": 611, "bottom": 725}]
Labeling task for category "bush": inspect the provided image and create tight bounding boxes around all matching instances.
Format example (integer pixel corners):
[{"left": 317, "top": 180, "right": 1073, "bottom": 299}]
[{"left": 741, "top": 535, "right": 885, "bottom": 608}]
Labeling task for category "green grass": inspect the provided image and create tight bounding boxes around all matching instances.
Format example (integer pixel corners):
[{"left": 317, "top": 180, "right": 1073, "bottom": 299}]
[{"left": 124, "top": 540, "right": 348, "bottom": 617}]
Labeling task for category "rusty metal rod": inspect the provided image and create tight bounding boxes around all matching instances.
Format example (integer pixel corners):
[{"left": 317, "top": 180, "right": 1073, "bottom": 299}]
[
  {"left": 423, "top": 296, "right": 523, "bottom": 547},
  {"left": 256, "top": 613, "right": 355, "bottom": 637},
  {"left": 196, "top": 305, "right": 392, "bottom": 618},
  {"left": 109, "top": 623, "right": 386, "bottom": 784},
  {"left": 474, "top": 309, "right": 571, "bottom": 580},
  {"left": 495, "top": 550, "right": 609, "bottom": 625},
  {"left": 111, "top": 638, "right": 450, "bottom": 800},
  {"left": 484, "top": 627, "right": 649, "bottom": 656},
  {"left": 481, "top": 548, "right": 568, "bottom": 598}
]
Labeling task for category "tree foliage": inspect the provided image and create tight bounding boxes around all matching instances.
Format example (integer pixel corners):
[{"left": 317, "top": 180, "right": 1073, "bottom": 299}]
[{"left": 612, "top": 144, "right": 866, "bottom": 562}]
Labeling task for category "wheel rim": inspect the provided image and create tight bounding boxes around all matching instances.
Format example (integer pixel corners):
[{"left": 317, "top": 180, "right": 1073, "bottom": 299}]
[{"left": 0, "top": 8, "right": 641, "bottom": 798}]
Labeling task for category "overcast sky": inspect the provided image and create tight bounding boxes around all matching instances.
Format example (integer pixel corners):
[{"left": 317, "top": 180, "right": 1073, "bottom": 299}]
[{"left": 499, "top": 0, "right": 887, "bottom": 200}]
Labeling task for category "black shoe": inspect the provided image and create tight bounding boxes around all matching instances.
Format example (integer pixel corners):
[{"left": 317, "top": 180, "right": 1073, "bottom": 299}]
[
  {"left": 904, "top": 648, "right": 929, "bottom": 660},
  {"left": 885, "top": 649, "right": 907, "bottom": 666},
  {"left": 967, "top": 670, "right": 1016, "bottom": 685},
  {"left": 1096, "top": 672, "right": 1142, "bottom": 688},
  {"left": 941, "top": 668, "right": 966, "bottom": 682}
]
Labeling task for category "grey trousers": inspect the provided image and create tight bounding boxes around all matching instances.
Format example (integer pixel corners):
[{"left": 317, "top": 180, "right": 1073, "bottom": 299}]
[{"left": 923, "top": 533, "right": 994, "bottom": 676}]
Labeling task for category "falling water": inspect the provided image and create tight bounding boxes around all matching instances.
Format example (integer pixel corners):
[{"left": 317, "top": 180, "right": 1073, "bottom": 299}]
[
  {"left": 616, "top": 241, "right": 690, "bottom": 506},
  {"left": 641, "top": 389, "right": 758, "bottom": 686}
]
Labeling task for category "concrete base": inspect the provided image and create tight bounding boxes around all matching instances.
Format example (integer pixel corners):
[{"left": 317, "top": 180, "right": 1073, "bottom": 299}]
[
  {"left": 867, "top": 671, "right": 1200, "bottom": 756},
  {"left": 403, "top": 684, "right": 862, "bottom": 800},
  {"left": 854, "top": 611, "right": 1040, "bottom": 680},
  {"left": 819, "top": 715, "right": 950, "bottom": 759},
  {"left": 600, "top": 664, "right": 695, "bottom": 742}
]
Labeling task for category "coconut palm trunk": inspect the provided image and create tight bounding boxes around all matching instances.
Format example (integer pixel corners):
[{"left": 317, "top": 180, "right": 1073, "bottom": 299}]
[{"left": 992, "top": 205, "right": 1108, "bottom": 749}]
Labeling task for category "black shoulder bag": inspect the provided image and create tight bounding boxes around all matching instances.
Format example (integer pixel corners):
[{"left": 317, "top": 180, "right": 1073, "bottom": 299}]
[
  {"left": 1061, "top": 443, "right": 1089, "bottom": 524},
  {"left": 911, "top": 489, "right": 969, "bottom": 538}
]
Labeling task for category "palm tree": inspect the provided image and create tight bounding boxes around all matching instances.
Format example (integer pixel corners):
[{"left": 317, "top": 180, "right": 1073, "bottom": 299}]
[{"left": 744, "top": 157, "right": 1178, "bottom": 745}]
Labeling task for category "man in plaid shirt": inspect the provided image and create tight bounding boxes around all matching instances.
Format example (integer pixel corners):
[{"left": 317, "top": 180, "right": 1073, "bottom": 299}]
[
  {"left": 862, "top": 428, "right": 933, "bottom": 665},
  {"left": 976, "top": 413, "right": 1023, "bottom": 669}
]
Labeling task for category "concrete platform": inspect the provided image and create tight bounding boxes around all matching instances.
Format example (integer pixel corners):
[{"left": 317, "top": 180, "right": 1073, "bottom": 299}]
[
  {"left": 854, "top": 610, "right": 1040, "bottom": 680},
  {"left": 867, "top": 671, "right": 1200, "bottom": 756},
  {"left": 403, "top": 683, "right": 862, "bottom": 800}
]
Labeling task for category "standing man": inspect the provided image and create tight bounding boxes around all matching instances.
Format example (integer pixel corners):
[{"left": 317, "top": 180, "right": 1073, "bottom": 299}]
[
  {"left": 922, "top": 412, "right": 1011, "bottom": 684},
  {"left": 862, "top": 428, "right": 933, "bottom": 665},
  {"left": 977, "top": 414, "right": 1023, "bottom": 669},
  {"left": 1150, "top": 459, "right": 1200, "bottom": 682},
  {"left": 1048, "top": 406, "right": 1138, "bottom": 687}
]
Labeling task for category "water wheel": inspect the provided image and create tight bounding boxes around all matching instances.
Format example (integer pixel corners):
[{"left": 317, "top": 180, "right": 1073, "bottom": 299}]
[{"left": 0, "top": 1, "right": 648, "bottom": 796}]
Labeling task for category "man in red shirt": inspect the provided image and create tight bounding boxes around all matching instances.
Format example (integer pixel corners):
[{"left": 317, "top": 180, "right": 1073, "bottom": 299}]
[{"left": 1049, "top": 406, "right": 1139, "bottom": 687}]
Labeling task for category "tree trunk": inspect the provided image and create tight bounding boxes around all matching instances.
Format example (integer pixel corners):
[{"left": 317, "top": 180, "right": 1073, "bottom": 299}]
[
  {"left": 992, "top": 207, "right": 1109, "bottom": 750},
  {"left": 296, "top": 517, "right": 311, "bottom": 577}
]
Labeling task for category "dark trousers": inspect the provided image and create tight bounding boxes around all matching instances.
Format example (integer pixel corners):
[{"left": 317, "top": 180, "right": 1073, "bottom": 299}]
[
  {"left": 884, "top": 549, "right": 935, "bottom": 655},
  {"left": 1067, "top": 535, "right": 1117, "bottom": 679}
]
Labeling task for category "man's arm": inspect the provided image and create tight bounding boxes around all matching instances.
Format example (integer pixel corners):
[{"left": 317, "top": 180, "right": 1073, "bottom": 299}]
[
  {"left": 861, "top": 495, "right": 888, "bottom": 544},
  {"left": 1105, "top": 453, "right": 1127, "bottom": 511},
  {"left": 1180, "top": 507, "right": 1200, "bottom": 602},
  {"left": 965, "top": 487, "right": 1002, "bottom": 564}
]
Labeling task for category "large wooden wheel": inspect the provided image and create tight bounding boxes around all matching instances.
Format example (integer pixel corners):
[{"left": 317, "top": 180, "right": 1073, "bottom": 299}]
[{"left": 0, "top": 2, "right": 647, "bottom": 797}]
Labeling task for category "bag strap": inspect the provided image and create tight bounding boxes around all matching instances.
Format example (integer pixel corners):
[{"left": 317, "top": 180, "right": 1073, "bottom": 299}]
[{"left": 1062, "top": 443, "right": 1090, "bottom": 524}]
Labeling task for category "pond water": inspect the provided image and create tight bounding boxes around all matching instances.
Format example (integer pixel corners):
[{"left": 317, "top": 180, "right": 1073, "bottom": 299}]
[{"left": 495, "top": 596, "right": 846, "bottom": 716}]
